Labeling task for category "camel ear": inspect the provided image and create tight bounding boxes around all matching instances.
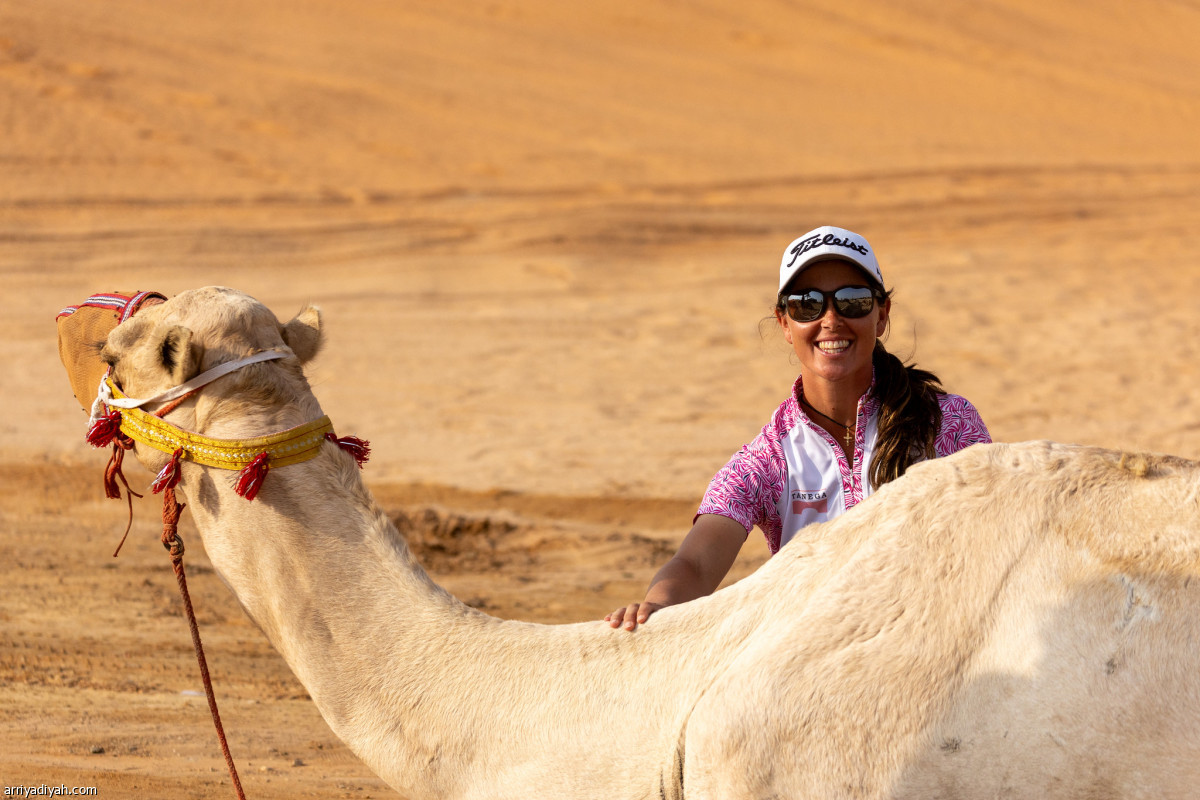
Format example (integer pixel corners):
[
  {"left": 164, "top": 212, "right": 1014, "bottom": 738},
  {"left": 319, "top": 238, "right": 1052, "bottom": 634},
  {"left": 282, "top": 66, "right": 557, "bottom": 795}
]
[
  {"left": 160, "top": 325, "right": 203, "bottom": 384},
  {"left": 282, "top": 304, "right": 322, "bottom": 364}
]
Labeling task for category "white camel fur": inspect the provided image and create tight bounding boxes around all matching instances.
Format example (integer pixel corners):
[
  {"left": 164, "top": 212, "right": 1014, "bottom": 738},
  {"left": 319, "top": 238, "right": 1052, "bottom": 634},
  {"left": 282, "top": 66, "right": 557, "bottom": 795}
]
[{"left": 97, "top": 286, "right": 1200, "bottom": 799}]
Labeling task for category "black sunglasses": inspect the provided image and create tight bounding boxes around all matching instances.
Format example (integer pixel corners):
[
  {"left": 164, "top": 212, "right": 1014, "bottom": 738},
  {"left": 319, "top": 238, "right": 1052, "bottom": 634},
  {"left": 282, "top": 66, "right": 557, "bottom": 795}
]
[{"left": 782, "top": 285, "right": 881, "bottom": 323}]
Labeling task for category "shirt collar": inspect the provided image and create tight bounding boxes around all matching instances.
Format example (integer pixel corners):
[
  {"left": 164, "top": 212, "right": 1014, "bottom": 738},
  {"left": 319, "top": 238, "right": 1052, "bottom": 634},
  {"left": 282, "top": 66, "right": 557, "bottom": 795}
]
[{"left": 792, "top": 367, "right": 879, "bottom": 424}]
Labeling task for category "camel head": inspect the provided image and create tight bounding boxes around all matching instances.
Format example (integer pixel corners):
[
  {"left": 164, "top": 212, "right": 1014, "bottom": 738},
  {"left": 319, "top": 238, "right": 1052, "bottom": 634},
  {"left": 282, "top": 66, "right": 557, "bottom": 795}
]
[
  {"left": 100, "top": 287, "right": 321, "bottom": 397},
  {"left": 95, "top": 287, "right": 327, "bottom": 469}
]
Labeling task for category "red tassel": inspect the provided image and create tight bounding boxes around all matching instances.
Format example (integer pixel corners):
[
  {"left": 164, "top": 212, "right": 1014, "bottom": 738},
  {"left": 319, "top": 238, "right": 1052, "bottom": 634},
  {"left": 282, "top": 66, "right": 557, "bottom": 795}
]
[
  {"left": 103, "top": 444, "right": 127, "bottom": 500},
  {"left": 104, "top": 440, "right": 143, "bottom": 558},
  {"left": 326, "top": 433, "right": 371, "bottom": 468},
  {"left": 234, "top": 452, "right": 270, "bottom": 500},
  {"left": 102, "top": 438, "right": 140, "bottom": 500},
  {"left": 86, "top": 411, "right": 124, "bottom": 448},
  {"left": 151, "top": 448, "right": 184, "bottom": 494}
]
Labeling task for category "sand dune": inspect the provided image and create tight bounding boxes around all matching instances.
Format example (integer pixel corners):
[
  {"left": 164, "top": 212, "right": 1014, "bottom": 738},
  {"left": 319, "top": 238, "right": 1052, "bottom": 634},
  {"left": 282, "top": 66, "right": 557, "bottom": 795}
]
[
  {"left": 2, "top": 0, "right": 1198, "bottom": 795},
  {"left": 4, "top": 0, "right": 1198, "bottom": 203}
]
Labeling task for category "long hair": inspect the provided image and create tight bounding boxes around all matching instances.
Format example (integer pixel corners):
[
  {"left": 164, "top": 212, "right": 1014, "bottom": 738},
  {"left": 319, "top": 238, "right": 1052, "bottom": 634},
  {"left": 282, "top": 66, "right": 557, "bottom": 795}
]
[
  {"left": 775, "top": 282, "right": 944, "bottom": 490},
  {"left": 867, "top": 338, "right": 943, "bottom": 490}
]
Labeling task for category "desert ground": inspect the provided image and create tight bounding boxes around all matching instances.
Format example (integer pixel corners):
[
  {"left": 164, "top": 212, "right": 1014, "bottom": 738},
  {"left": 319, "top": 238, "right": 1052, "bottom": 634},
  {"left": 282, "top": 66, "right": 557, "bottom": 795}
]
[{"left": 2, "top": 0, "right": 1199, "bottom": 796}]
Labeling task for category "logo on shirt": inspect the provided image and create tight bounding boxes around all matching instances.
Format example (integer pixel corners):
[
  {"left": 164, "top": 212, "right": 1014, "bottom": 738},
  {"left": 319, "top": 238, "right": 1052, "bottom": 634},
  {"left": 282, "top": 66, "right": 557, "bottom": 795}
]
[{"left": 792, "top": 489, "right": 828, "bottom": 514}]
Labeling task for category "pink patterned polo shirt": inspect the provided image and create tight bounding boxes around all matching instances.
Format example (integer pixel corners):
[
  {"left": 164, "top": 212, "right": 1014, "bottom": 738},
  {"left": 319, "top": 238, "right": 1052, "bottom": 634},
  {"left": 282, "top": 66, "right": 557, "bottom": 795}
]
[{"left": 696, "top": 373, "right": 991, "bottom": 553}]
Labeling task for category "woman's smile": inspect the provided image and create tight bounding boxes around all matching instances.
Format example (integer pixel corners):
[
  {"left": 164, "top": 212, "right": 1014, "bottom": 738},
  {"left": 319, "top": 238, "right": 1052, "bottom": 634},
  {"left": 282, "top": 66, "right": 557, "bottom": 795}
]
[{"left": 815, "top": 338, "right": 852, "bottom": 355}]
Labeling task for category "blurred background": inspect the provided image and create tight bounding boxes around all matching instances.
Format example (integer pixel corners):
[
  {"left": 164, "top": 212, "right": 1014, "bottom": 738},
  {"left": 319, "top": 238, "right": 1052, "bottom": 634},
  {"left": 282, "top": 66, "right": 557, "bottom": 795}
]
[
  {"left": 3, "top": 0, "right": 1199, "bottom": 495},
  {"left": 2, "top": 2, "right": 1198, "bottom": 794}
]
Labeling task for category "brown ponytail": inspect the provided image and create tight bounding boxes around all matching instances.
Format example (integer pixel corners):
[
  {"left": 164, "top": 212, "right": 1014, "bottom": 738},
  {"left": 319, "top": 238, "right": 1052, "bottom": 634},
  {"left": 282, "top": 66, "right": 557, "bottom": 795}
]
[{"left": 868, "top": 341, "right": 944, "bottom": 490}]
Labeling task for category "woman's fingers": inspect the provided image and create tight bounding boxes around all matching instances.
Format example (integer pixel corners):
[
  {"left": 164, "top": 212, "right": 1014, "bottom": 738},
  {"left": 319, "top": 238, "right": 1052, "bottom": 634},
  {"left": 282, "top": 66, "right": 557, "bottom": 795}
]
[
  {"left": 637, "top": 602, "right": 661, "bottom": 623},
  {"left": 605, "top": 603, "right": 639, "bottom": 629},
  {"left": 606, "top": 605, "right": 629, "bottom": 627},
  {"left": 605, "top": 602, "right": 664, "bottom": 631}
]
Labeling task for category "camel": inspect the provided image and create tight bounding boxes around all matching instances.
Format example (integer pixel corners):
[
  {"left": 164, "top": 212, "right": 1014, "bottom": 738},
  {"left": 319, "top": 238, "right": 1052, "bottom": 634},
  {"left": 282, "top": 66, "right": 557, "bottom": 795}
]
[{"left": 87, "top": 286, "right": 1200, "bottom": 799}]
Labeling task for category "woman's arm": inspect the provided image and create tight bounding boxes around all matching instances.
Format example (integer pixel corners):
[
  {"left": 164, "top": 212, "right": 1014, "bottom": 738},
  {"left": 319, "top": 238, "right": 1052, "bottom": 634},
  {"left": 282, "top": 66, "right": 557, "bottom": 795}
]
[{"left": 605, "top": 513, "right": 747, "bottom": 630}]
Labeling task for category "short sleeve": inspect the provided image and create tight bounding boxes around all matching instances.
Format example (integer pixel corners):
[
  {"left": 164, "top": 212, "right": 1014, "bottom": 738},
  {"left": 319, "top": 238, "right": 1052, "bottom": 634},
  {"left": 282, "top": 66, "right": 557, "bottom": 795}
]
[
  {"left": 695, "top": 404, "right": 791, "bottom": 552},
  {"left": 934, "top": 394, "right": 992, "bottom": 457}
]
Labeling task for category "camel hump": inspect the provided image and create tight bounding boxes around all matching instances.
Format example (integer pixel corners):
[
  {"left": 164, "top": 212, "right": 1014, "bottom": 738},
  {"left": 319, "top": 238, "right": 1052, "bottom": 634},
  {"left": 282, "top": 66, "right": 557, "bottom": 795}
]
[{"left": 920, "top": 441, "right": 1200, "bottom": 573}]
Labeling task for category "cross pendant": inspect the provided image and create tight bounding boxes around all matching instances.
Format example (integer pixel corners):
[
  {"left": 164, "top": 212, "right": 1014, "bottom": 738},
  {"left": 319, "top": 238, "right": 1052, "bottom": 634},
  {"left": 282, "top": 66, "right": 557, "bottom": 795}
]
[{"left": 844, "top": 426, "right": 854, "bottom": 449}]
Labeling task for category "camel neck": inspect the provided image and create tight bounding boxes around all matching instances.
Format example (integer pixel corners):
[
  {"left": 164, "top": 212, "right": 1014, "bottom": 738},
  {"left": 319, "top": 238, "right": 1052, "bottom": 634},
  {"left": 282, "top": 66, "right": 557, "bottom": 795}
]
[{"left": 174, "top": 453, "right": 750, "bottom": 799}]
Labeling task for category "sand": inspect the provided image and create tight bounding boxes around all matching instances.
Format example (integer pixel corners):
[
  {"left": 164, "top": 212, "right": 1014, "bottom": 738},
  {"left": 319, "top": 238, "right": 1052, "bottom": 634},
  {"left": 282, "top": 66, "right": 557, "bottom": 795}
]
[{"left": 2, "top": 0, "right": 1199, "bottom": 796}]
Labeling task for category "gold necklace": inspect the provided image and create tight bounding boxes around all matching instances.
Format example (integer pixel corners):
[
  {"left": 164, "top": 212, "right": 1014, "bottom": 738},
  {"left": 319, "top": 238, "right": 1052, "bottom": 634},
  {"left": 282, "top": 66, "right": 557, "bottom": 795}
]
[{"left": 801, "top": 396, "right": 856, "bottom": 449}]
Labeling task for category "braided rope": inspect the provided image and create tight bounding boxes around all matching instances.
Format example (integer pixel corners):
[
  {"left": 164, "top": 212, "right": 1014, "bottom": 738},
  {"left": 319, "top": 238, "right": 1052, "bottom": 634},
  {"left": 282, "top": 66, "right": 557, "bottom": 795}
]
[{"left": 161, "top": 487, "right": 247, "bottom": 800}]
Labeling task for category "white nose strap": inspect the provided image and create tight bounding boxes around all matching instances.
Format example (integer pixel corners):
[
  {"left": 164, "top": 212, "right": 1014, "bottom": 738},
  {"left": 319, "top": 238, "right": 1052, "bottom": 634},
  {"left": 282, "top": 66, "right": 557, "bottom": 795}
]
[{"left": 89, "top": 349, "right": 288, "bottom": 424}]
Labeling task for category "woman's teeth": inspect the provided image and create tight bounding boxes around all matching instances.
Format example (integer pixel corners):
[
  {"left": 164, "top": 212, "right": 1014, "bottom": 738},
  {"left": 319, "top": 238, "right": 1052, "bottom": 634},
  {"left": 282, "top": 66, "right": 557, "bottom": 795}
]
[{"left": 817, "top": 340, "right": 850, "bottom": 354}]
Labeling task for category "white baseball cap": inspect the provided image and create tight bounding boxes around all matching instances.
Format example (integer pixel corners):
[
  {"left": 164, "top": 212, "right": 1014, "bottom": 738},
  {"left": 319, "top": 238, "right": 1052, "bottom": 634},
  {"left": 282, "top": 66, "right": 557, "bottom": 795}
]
[{"left": 778, "top": 226, "right": 883, "bottom": 293}]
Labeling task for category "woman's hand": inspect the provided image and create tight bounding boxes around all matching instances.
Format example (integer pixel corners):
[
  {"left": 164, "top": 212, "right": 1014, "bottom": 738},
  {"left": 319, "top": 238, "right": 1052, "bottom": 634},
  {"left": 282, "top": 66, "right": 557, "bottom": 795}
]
[
  {"left": 602, "top": 514, "right": 747, "bottom": 632},
  {"left": 605, "top": 601, "right": 665, "bottom": 631}
]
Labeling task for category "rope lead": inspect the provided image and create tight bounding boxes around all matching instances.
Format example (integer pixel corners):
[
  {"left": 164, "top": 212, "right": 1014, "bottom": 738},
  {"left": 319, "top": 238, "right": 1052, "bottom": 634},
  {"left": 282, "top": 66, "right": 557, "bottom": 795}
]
[{"left": 161, "top": 487, "right": 247, "bottom": 800}]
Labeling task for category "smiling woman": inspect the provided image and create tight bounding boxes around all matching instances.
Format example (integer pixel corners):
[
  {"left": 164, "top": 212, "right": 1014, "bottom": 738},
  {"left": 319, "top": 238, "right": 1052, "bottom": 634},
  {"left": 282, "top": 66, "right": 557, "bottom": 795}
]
[{"left": 606, "top": 226, "right": 992, "bottom": 631}]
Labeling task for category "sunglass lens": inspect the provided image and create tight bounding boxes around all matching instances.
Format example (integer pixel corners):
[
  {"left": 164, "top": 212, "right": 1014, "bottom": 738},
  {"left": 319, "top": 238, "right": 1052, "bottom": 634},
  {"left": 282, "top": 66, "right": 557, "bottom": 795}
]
[
  {"left": 833, "top": 287, "right": 876, "bottom": 318},
  {"left": 786, "top": 291, "right": 825, "bottom": 322}
]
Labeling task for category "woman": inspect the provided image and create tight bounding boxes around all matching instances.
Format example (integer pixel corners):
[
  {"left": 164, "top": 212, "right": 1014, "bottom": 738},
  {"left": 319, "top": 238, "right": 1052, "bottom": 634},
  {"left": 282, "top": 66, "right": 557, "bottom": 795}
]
[{"left": 606, "top": 225, "right": 991, "bottom": 631}]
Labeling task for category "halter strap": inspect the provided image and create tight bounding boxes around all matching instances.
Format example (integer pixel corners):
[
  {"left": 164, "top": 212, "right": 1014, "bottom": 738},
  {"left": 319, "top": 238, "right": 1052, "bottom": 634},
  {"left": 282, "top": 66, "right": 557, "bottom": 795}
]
[{"left": 90, "top": 349, "right": 288, "bottom": 423}]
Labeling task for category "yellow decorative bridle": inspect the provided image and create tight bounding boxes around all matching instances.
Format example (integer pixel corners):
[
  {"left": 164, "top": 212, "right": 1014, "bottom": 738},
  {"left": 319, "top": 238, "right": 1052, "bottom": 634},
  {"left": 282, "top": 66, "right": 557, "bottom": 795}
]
[
  {"left": 87, "top": 350, "right": 369, "bottom": 502},
  {"left": 105, "top": 377, "right": 335, "bottom": 471}
]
